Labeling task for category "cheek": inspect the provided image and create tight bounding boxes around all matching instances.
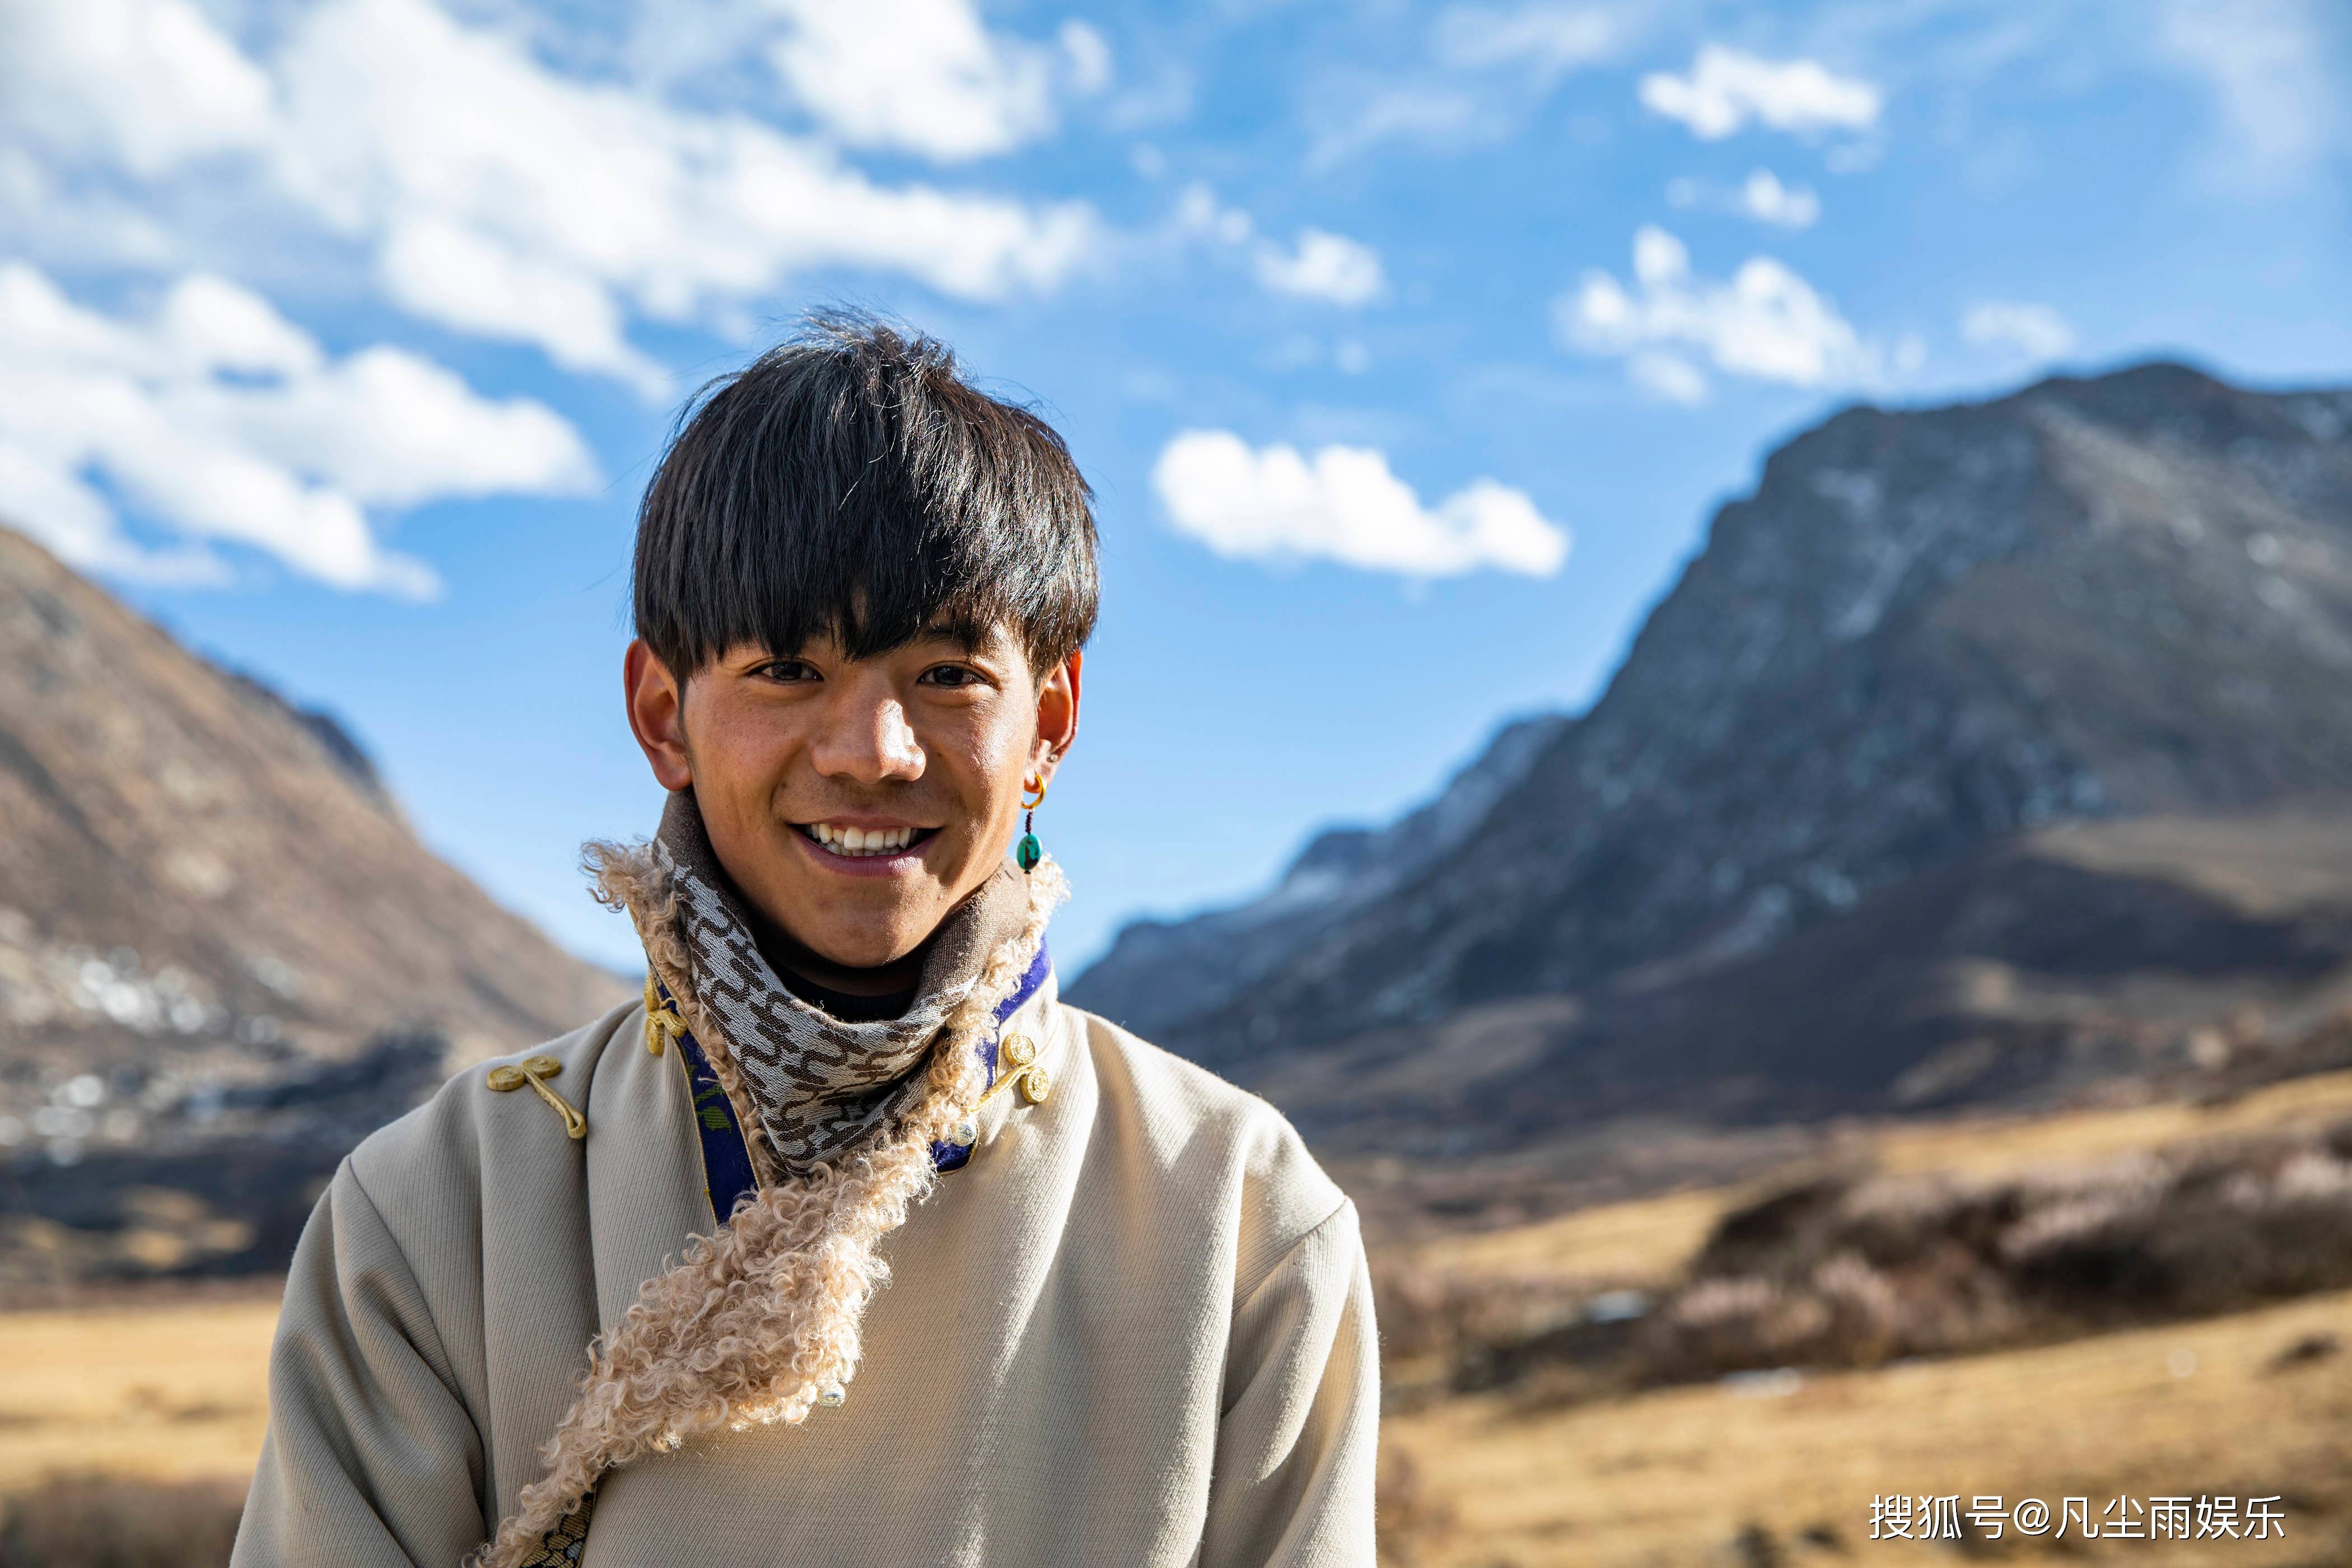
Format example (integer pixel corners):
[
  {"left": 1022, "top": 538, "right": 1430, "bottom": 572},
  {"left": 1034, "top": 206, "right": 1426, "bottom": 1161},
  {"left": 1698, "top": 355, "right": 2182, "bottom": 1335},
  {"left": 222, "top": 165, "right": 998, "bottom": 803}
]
[
  {"left": 688, "top": 694, "right": 795, "bottom": 794},
  {"left": 939, "top": 716, "right": 1030, "bottom": 813}
]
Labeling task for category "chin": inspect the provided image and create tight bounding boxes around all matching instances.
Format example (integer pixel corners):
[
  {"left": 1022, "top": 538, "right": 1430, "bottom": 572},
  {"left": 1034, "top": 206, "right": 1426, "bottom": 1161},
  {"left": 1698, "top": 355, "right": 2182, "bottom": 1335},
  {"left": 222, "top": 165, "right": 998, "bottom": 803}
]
[
  {"left": 822, "top": 930, "right": 918, "bottom": 969},
  {"left": 799, "top": 896, "right": 938, "bottom": 969}
]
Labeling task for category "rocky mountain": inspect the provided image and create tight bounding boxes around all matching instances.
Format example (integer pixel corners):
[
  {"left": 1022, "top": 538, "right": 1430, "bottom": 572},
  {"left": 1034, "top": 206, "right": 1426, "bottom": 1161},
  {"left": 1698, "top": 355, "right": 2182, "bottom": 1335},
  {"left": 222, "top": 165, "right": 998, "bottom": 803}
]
[
  {"left": 1070, "top": 712, "right": 1567, "bottom": 1039},
  {"left": 0, "top": 520, "right": 629, "bottom": 1245},
  {"left": 1074, "top": 363, "right": 2352, "bottom": 1153}
]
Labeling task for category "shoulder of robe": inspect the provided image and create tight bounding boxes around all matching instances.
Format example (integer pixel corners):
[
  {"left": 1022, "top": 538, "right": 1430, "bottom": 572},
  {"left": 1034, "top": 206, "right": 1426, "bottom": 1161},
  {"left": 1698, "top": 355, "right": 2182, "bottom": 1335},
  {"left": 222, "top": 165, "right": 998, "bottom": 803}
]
[
  {"left": 345, "top": 997, "right": 642, "bottom": 1217},
  {"left": 1057, "top": 1002, "right": 1351, "bottom": 1298}
]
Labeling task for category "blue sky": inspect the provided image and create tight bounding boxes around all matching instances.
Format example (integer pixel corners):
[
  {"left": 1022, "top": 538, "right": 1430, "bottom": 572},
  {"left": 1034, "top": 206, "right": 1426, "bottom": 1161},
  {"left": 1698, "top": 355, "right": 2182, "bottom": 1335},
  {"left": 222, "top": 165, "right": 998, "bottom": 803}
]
[{"left": 2, "top": 0, "right": 2348, "bottom": 977}]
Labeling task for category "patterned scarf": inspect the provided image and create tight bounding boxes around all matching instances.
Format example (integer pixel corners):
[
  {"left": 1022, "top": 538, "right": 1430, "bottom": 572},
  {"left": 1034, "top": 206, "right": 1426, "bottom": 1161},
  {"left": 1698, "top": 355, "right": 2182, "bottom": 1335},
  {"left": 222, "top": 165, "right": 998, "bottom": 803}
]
[{"left": 650, "top": 788, "right": 1029, "bottom": 1179}]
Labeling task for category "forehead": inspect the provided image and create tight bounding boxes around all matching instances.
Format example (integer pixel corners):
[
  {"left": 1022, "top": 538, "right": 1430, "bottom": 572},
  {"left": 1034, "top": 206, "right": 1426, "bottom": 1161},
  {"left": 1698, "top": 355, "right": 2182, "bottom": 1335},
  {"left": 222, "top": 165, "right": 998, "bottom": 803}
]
[{"left": 767, "top": 617, "right": 1021, "bottom": 660}]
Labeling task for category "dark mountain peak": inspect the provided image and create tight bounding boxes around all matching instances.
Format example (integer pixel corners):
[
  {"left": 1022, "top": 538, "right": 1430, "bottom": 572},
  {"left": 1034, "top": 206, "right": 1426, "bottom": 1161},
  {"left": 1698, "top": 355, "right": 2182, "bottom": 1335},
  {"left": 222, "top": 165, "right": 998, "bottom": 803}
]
[{"left": 1076, "top": 362, "right": 2352, "bottom": 1140}]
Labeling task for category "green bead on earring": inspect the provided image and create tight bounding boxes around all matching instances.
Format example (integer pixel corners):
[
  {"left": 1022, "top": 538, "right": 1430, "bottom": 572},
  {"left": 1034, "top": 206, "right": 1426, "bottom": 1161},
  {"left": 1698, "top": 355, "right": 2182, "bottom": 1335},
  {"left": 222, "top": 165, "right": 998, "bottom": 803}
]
[{"left": 1017, "top": 772, "right": 1048, "bottom": 874}]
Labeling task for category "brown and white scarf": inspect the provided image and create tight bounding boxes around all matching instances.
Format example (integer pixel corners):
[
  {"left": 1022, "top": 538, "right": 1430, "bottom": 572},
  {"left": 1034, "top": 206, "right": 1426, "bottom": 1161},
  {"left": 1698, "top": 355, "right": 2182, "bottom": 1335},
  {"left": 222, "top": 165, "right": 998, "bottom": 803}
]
[
  {"left": 474, "top": 791, "right": 1063, "bottom": 1567},
  {"left": 648, "top": 788, "right": 1030, "bottom": 1178}
]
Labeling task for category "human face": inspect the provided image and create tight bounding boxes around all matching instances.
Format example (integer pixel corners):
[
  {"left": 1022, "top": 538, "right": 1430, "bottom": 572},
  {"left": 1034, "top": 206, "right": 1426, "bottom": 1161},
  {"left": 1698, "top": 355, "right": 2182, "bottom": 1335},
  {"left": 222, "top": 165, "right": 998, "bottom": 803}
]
[{"left": 625, "top": 626, "right": 1079, "bottom": 972}]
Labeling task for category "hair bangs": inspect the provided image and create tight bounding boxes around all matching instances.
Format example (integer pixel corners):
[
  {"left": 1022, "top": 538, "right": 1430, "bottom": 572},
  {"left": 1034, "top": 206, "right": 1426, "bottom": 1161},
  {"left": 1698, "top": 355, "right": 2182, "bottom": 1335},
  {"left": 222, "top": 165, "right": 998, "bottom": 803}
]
[{"left": 633, "top": 310, "right": 1099, "bottom": 681}]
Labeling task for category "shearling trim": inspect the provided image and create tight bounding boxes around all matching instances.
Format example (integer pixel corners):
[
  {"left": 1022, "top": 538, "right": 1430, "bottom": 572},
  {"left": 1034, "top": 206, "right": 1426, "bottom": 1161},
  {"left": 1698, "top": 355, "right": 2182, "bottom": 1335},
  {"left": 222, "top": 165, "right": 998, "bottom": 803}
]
[
  {"left": 583, "top": 837, "right": 780, "bottom": 1187},
  {"left": 479, "top": 848, "right": 1068, "bottom": 1566}
]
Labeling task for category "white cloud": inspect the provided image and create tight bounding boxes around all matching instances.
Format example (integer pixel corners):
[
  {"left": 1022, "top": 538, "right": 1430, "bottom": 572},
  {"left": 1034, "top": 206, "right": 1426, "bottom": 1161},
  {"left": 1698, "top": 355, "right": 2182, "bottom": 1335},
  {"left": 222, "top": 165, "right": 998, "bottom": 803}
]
[
  {"left": 1308, "top": 87, "right": 1486, "bottom": 170},
  {"left": 0, "top": 264, "right": 595, "bottom": 594},
  {"left": 0, "top": 0, "right": 273, "bottom": 176},
  {"left": 768, "top": 0, "right": 1107, "bottom": 163},
  {"left": 1639, "top": 46, "right": 1881, "bottom": 140},
  {"left": 1174, "top": 191, "right": 1388, "bottom": 310},
  {"left": 1738, "top": 170, "right": 1822, "bottom": 227},
  {"left": 1174, "top": 182, "right": 1255, "bottom": 246},
  {"left": 1310, "top": 2, "right": 1634, "bottom": 166},
  {"left": 1628, "top": 351, "right": 1709, "bottom": 405},
  {"left": 1058, "top": 21, "right": 1116, "bottom": 98},
  {"left": 2157, "top": 0, "right": 2346, "bottom": 188},
  {"left": 1665, "top": 169, "right": 1821, "bottom": 228},
  {"left": 0, "top": 0, "right": 1103, "bottom": 392},
  {"left": 1253, "top": 230, "right": 1387, "bottom": 307},
  {"left": 1434, "top": 5, "right": 1617, "bottom": 81},
  {"left": 1152, "top": 431, "right": 1569, "bottom": 579},
  {"left": 1961, "top": 301, "right": 2077, "bottom": 360},
  {"left": 1559, "top": 225, "right": 1884, "bottom": 396}
]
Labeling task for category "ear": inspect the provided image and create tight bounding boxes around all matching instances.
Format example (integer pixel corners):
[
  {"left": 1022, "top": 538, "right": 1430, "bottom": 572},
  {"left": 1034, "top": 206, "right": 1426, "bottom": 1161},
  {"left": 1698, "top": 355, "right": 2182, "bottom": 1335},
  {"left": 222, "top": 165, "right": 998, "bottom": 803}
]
[
  {"left": 1032, "top": 650, "right": 1082, "bottom": 783},
  {"left": 624, "top": 638, "right": 694, "bottom": 791}
]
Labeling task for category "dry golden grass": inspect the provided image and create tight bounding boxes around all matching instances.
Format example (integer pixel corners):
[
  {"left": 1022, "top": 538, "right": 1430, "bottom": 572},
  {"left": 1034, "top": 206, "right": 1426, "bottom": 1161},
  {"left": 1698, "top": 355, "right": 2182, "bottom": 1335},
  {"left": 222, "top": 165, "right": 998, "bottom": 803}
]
[
  {"left": 1407, "top": 1186, "right": 1728, "bottom": 1286},
  {"left": 1386, "top": 1287, "right": 2352, "bottom": 1567},
  {"left": 0, "top": 1294, "right": 278, "bottom": 1492},
  {"left": 1869, "top": 1067, "right": 2352, "bottom": 1182}
]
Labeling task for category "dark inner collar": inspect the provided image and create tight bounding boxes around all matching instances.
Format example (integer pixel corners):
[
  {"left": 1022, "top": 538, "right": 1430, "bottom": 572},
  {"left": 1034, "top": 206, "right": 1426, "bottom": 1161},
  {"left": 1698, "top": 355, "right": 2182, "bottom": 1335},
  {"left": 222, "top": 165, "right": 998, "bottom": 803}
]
[{"left": 772, "top": 963, "right": 917, "bottom": 1024}]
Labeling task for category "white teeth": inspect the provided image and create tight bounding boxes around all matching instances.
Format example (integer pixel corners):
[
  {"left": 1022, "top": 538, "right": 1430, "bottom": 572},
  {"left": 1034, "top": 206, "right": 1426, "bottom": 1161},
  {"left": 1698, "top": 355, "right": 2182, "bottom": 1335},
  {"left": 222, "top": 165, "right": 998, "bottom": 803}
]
[{"left": 805, "top": 823, "right": 918, "bottom": 857}]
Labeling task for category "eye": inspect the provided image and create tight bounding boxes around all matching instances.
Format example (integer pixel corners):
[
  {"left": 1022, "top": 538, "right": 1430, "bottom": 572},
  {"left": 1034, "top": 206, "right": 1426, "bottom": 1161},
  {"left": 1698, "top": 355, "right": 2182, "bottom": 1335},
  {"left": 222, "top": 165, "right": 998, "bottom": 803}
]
[
  {"left": 918, "top": 664, "right": 987, "bottom": 689},
  {"left": 757, "top": 658, "right": 820, "bottom": 683}
]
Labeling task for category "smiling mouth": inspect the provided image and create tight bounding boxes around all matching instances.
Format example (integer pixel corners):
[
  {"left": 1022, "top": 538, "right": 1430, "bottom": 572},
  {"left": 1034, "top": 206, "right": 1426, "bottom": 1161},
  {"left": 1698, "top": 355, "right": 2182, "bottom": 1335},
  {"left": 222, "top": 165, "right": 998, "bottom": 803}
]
[{"left": 796, "top": 822, "right": 937, "bottom": 858}]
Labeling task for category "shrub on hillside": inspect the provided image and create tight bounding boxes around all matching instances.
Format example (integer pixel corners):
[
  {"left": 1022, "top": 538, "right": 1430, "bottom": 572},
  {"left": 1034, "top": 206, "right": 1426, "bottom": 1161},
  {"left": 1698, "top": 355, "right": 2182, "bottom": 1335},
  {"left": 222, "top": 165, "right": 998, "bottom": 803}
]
[
  {"left": 1630, "top": 1116, "right": 2352, "bottom": 1383},
  {"left": 0, "top": 1473, "right": 243, "bottom": 1568}
]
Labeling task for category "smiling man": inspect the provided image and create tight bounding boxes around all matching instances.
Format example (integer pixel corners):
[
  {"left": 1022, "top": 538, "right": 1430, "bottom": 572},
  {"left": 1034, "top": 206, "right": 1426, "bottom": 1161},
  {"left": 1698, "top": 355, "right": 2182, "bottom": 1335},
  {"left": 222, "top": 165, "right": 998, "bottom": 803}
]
[{"left": 232, "top": 315, "right": 1379, "bottom": 1568}]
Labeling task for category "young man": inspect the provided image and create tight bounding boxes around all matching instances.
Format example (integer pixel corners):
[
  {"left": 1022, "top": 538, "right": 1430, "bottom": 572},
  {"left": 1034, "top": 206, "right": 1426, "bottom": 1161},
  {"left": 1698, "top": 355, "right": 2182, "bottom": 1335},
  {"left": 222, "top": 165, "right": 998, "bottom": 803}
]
[{"left": 232, "top": 315, "right": 1379, "bottom": 1567}]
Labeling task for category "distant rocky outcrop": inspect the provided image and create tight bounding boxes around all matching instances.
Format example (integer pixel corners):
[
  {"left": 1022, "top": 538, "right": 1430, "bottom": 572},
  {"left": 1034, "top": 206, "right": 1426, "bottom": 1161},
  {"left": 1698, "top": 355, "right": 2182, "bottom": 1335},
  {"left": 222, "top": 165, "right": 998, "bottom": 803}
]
[
  {"left": 0, "top": 521, "right": 629, "bottom": 1236},
  {"left": 1076, "top": 363, "right": 2352, "bottom": 1150}
]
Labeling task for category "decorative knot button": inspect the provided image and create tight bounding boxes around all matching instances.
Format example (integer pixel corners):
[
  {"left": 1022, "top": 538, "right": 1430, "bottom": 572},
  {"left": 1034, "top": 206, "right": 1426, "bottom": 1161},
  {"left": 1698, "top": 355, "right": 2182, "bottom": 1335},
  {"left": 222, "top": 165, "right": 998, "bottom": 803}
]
[
  {"left": 485, "top": 1054, "right": 586, "bottom": 1139},
  {"left": 642, "top": 975, "right": 685, "bottom": 1056},
  {"left": 963, "top": 1030, "right": 1053, "bottom": 1134}
]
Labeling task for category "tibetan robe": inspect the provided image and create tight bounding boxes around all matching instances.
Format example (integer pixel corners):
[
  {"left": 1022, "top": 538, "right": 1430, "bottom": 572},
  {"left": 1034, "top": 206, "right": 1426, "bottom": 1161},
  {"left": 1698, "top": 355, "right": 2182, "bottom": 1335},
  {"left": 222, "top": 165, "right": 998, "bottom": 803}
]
[{"left": 229, "top": 958, "right": 1379, "bottom": 1564}]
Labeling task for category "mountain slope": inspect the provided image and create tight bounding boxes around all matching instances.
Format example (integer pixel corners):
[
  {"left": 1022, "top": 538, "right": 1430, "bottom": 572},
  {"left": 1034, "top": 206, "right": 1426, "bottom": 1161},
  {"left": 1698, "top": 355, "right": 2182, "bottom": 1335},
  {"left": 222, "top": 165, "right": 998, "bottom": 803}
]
[
  {"left": 1066, "top": 712, "right": 1567, "bottom": 1039},
  {"left": 1081, "top": 363, "right": 2352, "bottom": 1137},
  {"left": 0, "top": 520, "right": 630, "bottom": 1150}
]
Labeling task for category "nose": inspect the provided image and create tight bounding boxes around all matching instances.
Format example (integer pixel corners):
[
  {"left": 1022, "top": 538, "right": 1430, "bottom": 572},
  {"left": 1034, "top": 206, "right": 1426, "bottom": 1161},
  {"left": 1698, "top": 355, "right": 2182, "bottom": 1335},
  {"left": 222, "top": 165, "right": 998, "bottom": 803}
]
[{"left": 807, "top": 676, "right": 925, "bottom": 785}]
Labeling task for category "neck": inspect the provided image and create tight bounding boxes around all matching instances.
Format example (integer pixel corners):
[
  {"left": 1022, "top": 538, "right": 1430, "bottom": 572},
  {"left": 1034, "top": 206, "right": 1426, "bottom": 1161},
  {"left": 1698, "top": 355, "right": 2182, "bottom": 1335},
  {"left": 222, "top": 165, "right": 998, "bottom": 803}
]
[{"left": 743, "top": 908, "right": 927, "bottom": 997}]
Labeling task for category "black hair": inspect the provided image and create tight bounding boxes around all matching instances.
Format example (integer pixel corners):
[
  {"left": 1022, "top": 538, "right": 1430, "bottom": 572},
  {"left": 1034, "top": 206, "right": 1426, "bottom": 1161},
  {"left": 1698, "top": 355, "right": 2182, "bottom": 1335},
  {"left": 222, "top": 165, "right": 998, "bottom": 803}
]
[{"left": 633, "top": 309, "right": 1099, "bottom": 680}]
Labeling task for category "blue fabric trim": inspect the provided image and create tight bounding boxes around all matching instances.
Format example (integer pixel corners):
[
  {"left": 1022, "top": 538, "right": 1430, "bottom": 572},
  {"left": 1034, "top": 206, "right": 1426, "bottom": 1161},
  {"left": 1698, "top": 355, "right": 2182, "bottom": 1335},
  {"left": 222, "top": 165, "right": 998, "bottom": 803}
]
[
  {"left": 662, "top": 1000, "right": 760, "bottom": 1226},
  {"left": 933, "top": 939, "right": 1052, "bottom": 1174},
  {"left": 659, "top": 938, "right": 1052, "bottom": 1223}
]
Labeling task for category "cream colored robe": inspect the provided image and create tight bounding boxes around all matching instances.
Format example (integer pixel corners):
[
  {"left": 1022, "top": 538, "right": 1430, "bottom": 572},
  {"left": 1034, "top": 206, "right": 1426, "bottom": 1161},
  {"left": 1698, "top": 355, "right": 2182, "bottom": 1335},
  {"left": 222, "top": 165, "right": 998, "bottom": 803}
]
[{"left": 231, "top": 976, "right": 1379, "bottom": 1566}]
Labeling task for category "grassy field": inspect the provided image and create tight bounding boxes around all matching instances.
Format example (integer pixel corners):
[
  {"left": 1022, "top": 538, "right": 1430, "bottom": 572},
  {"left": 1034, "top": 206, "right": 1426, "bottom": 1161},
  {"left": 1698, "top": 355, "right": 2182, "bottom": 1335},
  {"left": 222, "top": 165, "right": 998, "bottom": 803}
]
[
  {"left": 0, "top": 1290, "right": 278, "bottom": 1494},
  {"left": 7, "top": 1075, "right": 2352, "bottom": 1562},
  {"left": 1385, "top": 1288, "right": 2352, "bottom": 1566}
]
